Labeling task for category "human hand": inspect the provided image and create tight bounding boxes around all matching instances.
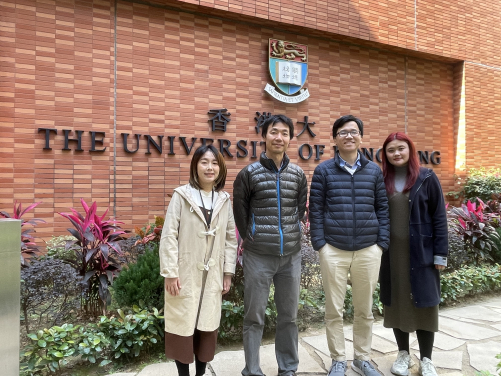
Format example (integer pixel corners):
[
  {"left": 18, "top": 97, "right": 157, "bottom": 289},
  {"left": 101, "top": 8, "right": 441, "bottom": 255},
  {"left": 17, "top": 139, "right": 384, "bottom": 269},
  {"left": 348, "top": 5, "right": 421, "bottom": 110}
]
[
  {"left": 165, "top": 277, "right": 181, "bottom": 296},
  {"left": 435, "top": 264, "right": 445, "bottom": 271},
  {"left": 222, "top": 275, "right": 232, "bottom": 295}
]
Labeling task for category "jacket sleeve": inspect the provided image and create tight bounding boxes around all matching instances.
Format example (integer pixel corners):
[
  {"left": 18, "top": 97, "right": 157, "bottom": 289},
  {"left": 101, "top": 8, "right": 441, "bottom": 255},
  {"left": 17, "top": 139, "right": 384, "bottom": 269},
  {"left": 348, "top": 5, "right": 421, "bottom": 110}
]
[
  {"left": 374, "top": 168, "right": 390, "bottom": 251},
  {"left": 224, "top": 200, "right": 238, "bottom": 274},
  {"left": 427, "top": 172, "right": 449, "bottom": 264},
  {"left": 159, "top": 192, "right": 182, "bottom": 278},
  {"left": 298, "top": 171, "right": 308, "bottom": 221},
  {"left": 309, "top": 165, "right": 327, "bottom": 251},
  {"left": 233, "top": 167, "right": 251, "bottom": 240}
]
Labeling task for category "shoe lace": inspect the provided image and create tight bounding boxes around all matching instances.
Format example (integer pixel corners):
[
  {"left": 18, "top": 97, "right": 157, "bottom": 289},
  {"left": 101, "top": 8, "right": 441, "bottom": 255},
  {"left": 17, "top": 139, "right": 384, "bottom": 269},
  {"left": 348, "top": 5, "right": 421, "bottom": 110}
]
[
  {"left": 330, "top": 361, "right": 346, "bottom": 372},
  {"left": 361, "top": 361, "right": 376, "bottom": 372},
  {"left": 395, "top": 352, "right": 409, "bottom": 366},
  {"left": 421, "top": 359, "right": 436, "bottom": 374}
]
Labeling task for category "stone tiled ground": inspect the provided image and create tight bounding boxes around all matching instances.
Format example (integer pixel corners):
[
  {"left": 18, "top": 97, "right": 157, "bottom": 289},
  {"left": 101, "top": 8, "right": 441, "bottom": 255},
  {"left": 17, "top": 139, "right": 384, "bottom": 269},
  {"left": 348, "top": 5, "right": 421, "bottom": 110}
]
[{"left": 107, "top": 295, "right": 501, "bottom": 376}]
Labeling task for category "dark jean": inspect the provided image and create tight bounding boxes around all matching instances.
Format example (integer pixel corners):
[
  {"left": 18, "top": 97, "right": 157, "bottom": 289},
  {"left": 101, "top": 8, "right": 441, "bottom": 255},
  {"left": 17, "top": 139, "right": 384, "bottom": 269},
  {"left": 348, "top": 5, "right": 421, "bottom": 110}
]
[{"left": 242, "top": 250, "right": 301, "bottom": 376}]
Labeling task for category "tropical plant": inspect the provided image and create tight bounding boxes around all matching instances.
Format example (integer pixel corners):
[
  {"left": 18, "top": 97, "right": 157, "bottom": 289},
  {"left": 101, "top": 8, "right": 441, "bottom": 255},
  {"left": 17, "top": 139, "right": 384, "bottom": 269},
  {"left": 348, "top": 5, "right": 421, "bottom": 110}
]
[
  {"left": 134, "top": 216, "right": 164, "bottom": 246},
  {"left": 0, "top": 201, "right": 45, "bottom": 266},
  {"left": 449, "top": 200, "right": 501, "bottom": 263},
  {"left": 58, "top": 199, "right": 128, "bottom": 314}
]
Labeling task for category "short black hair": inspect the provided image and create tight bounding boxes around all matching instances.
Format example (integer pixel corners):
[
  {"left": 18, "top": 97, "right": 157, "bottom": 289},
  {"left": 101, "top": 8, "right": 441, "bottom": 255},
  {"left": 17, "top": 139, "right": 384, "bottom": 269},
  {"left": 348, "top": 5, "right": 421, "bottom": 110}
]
[
  {"left": 261, "top": 114, "right": 294, "bottom": 138},
  {"left": 332, "top": 115, "right": 364, "bottom": 138}
]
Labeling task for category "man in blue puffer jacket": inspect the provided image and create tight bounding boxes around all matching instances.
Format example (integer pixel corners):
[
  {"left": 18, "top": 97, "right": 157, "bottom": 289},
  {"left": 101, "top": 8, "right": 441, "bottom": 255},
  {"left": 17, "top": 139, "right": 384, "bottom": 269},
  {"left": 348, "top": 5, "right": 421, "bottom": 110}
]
[{"left": 309, "top": 115, "right": 389, "bottom": 376}]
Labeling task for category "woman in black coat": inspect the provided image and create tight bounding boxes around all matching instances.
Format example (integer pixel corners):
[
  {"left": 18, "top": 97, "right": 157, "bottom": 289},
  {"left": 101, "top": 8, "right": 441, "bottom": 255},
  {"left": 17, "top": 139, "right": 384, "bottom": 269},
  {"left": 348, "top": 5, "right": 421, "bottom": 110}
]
[{"left": 379, "top": 132, "right": 448, "bottom": 376}]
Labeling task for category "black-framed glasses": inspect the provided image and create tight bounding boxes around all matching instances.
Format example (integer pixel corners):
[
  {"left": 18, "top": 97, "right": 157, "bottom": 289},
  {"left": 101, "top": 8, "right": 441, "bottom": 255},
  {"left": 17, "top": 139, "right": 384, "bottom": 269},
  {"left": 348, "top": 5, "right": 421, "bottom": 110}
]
[{"left": 336, "top": 130, "right": 360, "bottom": 138}]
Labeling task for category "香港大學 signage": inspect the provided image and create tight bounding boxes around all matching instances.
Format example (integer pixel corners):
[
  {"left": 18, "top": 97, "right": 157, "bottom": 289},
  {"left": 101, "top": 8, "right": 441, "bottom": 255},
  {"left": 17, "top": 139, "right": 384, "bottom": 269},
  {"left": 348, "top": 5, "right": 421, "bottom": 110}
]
[
  {"left": 264, "top": 39, "right": 310, "bottom": 104},
  {"left": 36, "top": 110, "right": 442, "bottom": 165}
]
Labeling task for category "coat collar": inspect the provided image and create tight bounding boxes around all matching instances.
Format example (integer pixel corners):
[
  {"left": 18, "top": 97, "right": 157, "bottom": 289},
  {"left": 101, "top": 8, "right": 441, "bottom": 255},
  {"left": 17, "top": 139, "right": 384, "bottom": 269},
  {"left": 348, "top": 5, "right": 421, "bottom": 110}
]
[
  {"left": 260, "top": 152, "right": 290, "bottom": 172},
  {"left": 409, "top": 167, "right": 433, "bottom": 201},
  {"left": 174, "top": 184, "right": 229, "bottom": 226}
]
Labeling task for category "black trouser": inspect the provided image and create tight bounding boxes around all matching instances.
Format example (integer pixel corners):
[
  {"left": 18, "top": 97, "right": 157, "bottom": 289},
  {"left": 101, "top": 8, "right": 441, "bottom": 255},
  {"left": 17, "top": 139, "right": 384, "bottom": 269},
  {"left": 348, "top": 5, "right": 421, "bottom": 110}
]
[
  {"left": 175, "top": 356, "right": 206, "bottom": 376},
  {"left": 393, "top": 328, "right": 434, "bottom": 360}
]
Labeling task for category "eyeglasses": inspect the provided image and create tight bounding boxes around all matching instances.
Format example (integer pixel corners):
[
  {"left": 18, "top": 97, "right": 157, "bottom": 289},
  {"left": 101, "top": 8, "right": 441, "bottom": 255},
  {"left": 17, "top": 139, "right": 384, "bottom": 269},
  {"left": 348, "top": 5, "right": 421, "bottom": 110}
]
[{"left": 336, "top": 130, "right": 360, "bottom": 138}]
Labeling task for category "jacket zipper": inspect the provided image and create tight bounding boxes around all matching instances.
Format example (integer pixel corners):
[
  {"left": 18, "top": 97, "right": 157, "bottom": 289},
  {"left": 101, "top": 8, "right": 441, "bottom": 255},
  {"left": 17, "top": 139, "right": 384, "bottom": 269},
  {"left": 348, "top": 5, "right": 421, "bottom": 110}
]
[
  {"left": 277, "top": 170, "right": 284, "bottom": 256},
  {"left": 351, "top": 174, "right": 355, "bottom": 250}
]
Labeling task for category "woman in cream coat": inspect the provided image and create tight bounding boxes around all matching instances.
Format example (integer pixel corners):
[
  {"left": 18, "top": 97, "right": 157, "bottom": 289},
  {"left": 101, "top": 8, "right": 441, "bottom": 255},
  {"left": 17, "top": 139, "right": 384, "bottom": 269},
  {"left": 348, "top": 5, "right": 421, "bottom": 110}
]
[{"left": 159, "top": 145, "right": 237, "bottom": 376}]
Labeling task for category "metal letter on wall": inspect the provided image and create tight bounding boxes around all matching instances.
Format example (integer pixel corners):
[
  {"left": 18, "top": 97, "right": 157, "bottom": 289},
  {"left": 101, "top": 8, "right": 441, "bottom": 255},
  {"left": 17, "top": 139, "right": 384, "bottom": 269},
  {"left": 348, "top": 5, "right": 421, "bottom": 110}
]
[{"left": 0, "top": 219, "right": 21, "bottom": 376}]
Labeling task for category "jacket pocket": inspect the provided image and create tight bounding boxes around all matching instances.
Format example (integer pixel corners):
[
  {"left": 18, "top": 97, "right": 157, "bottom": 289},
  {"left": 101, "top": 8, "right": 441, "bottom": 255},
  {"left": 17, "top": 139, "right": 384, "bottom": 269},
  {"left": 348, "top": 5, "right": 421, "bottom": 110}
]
[{"left": 251, "top": 213, "right": 256, "bottom": 237}]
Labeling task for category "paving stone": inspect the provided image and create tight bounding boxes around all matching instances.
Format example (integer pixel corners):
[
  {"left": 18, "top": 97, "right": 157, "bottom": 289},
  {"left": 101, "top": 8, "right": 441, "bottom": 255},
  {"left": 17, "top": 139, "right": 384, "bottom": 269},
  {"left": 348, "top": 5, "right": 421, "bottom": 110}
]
[
  {"left": 413, "top": 351, "right": 463, "bottom": 370},
  {"left": 372, "top": 323, "right": 416, "bottom": 344},
  {"left": 411, "top": 331, "right": 465, "bottom": 351},
  {"left": 373, "top": 354, "right": 419, "bottom": 376},
  {"left": 439, "top": 316, "right": 501, "bottom": 340},
  {"left": 371, "top": 335, "right": 399, "bottom": 354},
  {"left": 210, "top": 342, "right": 323, "bottom": 376},
  {"left": 136, "top": 362, "right": 210, "bottom": 376},
  {"left": 490, "top": 323, "right": 501, "bottom": 331},
  {"left": 440, "top": 305, "right": 501, "bottom": 322},
  {"left": 468, "top": 341, "right": 501, "bottom": 374},
  {"left": 303, "top": 334, "right": 354, "bottom": 360}
]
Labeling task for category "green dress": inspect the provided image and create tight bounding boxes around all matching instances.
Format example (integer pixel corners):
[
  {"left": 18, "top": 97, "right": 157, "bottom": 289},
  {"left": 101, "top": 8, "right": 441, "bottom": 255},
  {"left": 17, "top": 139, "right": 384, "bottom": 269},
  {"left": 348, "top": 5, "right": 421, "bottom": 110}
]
[{"left": 383, "top": 191, "right": 439, "bottom": 332}]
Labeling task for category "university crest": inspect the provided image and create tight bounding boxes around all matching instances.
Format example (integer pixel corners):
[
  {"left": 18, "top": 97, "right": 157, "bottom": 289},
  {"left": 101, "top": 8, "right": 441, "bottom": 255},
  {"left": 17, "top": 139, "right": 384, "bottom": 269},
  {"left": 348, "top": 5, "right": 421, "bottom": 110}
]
[{"left": 264, "top": 39, "right": 310, "bottom": 103}]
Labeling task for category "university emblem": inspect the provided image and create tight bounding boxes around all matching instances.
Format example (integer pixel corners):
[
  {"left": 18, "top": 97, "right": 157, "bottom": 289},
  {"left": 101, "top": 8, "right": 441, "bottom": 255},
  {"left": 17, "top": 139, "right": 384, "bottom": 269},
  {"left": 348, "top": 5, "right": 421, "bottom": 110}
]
[{"left": 264, "top": 39, "right": 310, "bottom": 103}]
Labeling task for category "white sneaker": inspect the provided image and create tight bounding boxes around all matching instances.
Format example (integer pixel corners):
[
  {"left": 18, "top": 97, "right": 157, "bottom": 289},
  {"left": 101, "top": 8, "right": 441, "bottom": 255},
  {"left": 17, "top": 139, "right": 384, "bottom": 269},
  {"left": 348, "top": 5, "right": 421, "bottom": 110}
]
[
  {"left": 390, "top": 350, "right": 413, "bottom": 376},
  {"left": 419, "top": 357, "right": 438, "bottom": 376}
]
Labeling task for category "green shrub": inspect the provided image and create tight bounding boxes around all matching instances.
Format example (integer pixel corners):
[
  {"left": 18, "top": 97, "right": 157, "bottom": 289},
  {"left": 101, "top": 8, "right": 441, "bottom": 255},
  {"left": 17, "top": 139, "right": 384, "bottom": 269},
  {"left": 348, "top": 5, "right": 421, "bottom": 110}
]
[
  {"left": 462, "top": 168, "right": 501, "bottom": 202},
  {"left": 440, "top": 264, "right": 501, "bottom": 303},
  {"left": 112, "top": 243, "right": 164, "bottom": 310},
  {"left": 21, "top": 323, "right": 82, "bottom": 374},
  {"left": 45, "top": 235, "right": 77, "bottom": 262},
  {"left": 97, "top": 306, "right": 164, "bottom": 360},
  {"left": 21, "top": 306, "right": 163, "bottom": 374}
]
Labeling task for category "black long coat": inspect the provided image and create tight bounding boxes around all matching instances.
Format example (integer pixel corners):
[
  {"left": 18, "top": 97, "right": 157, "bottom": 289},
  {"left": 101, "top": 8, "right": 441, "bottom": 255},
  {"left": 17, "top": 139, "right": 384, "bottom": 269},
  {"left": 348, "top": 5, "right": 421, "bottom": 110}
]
[{"left": 379, "top": 167, "right": 448, "bottom": 308}]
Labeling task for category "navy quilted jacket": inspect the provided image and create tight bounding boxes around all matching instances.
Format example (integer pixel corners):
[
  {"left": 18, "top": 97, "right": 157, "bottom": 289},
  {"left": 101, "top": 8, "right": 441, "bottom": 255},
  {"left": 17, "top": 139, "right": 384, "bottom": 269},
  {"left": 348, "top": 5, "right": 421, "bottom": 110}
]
[
  {"left": 233, "top": 152, "right": 308, "bottom": 257},
  {"left": 309, "top": 153, "right": 390, "bottom": 252}
]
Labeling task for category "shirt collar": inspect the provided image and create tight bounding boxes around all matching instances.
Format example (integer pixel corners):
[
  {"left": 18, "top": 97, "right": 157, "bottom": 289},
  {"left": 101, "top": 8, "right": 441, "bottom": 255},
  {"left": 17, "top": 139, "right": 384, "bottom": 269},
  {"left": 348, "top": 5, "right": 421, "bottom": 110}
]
[{"left": 338, "top": 152, "right": 361, "bottom": 168}]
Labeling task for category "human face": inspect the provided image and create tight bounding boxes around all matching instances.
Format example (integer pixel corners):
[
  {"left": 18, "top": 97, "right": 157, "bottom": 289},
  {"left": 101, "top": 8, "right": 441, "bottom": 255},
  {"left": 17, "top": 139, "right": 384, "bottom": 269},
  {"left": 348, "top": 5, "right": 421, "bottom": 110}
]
[
  {"left": 197, "top": 151, "right": 220, "bottom": 190},
  {"left": 264, "top": 121, "right": 290, "bottom": 156},
  {"left": 334, "top": 121, "right": 362, "bottom": 154},
  {"left": 385, "top": 139, "right": 410, "bottom": 167}
]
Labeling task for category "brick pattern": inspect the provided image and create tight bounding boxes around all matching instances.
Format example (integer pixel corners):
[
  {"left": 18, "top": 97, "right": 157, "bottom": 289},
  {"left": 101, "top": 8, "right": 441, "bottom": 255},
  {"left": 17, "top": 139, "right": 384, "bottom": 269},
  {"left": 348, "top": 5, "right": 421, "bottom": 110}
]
[
  {"left": 464, "top": 62, "right": 501, "bottom": 169},
  {"left": 158, "top": 0, "right": 501, "bottom": 67},
  {"left": 0, "top": 0, "right": 115, "bottom": 237},
  {"left": 0, "top": 0, "right": 492, "bottom": 240}
]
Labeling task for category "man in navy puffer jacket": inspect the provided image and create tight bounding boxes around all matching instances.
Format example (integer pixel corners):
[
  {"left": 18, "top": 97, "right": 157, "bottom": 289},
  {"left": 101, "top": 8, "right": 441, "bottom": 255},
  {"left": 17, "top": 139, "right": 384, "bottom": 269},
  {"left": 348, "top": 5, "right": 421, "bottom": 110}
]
[{"left": 309, "top": 115, "right": 389, "bottom": 376}]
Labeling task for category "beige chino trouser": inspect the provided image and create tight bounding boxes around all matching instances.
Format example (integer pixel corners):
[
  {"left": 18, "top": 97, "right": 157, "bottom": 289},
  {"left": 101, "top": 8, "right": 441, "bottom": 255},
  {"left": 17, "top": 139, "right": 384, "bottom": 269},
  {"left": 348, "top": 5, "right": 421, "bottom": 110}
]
[{"left": 319, "top": 243, "right": 382, "bottom": 361}]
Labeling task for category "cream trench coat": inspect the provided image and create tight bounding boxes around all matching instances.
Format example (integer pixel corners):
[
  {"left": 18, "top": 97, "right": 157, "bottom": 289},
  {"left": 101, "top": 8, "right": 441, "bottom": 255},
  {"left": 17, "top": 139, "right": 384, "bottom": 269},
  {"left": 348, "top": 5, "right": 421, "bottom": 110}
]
[{"left": 159, "top": 184, "right": 237, "bottom": 336}]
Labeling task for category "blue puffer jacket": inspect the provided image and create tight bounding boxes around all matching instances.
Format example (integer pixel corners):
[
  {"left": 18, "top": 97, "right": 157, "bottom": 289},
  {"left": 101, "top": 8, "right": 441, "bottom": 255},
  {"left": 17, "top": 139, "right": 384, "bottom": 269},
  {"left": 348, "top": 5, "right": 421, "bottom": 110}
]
[{"left": 309, "top": 153, "right": 390, "bottom": 252}]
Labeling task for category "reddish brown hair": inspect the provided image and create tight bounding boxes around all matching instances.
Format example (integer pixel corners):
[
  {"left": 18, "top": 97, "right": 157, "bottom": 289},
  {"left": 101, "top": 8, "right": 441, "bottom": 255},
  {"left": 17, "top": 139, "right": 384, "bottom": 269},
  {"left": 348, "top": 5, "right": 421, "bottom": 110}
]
[{"left": 381, "top": 132, "right": 420, "bottom": 195}]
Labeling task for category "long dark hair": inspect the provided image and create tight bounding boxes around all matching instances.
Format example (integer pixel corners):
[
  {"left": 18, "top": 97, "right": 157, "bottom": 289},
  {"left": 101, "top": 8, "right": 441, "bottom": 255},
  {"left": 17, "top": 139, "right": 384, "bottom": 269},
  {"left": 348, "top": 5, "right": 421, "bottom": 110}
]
[
  {"left": 381, "top": 132, "right": 420, "bottom": 195},
  {"left": 189, "top": 145, "right": 227, "bottom": 191}
]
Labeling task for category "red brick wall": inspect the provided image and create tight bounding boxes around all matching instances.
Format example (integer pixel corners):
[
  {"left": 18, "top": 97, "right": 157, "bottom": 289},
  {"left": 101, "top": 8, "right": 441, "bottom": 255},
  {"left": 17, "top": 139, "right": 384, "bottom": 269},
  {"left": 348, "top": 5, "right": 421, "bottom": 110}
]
[{"left": 0, "top": 0, "right": 496, "bottom": 241}]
